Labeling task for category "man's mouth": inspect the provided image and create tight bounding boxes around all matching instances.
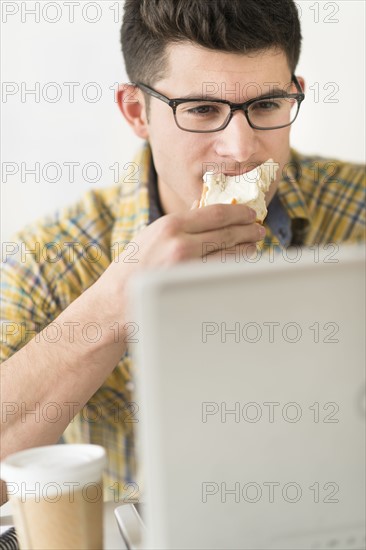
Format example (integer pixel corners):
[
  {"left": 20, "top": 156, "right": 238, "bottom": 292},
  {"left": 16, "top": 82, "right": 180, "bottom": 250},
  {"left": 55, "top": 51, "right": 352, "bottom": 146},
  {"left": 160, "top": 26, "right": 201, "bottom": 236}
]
[
  {"left": 220, "top": 162, "right": 265, "bottom": 178},
  {"left": 222, "top": 165, "right": 262, "bottom": 177},
  {"left": 223, "top": 171, "right": 251, "bottom": 177}
]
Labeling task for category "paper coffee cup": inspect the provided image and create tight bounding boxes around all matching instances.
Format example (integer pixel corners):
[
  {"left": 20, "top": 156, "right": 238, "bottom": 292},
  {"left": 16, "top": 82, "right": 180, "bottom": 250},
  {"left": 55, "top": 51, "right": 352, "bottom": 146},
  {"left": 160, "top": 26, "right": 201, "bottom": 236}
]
[{"left": 1, "top": 444, "right": 106, "bottom": 550}]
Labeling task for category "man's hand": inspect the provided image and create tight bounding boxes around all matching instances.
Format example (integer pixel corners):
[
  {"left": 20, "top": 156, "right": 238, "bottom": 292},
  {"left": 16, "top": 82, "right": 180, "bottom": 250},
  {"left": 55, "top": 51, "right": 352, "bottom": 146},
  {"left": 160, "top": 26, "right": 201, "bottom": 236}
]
[
  {"left": 97, "top": 202, "right": 265, "bottom": 335},
  {"left": 115, "top": 202, "right": 264, "bottom": 268}
]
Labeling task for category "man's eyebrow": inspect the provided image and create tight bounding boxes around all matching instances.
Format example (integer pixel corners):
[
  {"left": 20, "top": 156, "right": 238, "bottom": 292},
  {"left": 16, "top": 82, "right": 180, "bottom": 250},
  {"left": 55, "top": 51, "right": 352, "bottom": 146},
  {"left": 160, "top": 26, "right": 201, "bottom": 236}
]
[{"left": 178, "top": 86, "right": 288, "bottom": 101}]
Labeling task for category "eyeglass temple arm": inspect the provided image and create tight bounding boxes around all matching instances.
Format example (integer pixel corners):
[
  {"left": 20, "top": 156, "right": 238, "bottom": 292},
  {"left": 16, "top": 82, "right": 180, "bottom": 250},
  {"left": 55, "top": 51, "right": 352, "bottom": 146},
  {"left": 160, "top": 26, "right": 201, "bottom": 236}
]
[
  {"left": 292, "top": 74, "right": 305, "bottom": 98},
  {"left": 136, "top": 82, "right": 171, "bottom": 105}
]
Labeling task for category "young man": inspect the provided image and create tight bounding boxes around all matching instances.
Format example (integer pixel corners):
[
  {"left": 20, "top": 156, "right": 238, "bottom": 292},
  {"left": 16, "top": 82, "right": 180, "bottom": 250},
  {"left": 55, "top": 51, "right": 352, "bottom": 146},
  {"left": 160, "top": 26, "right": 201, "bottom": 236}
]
[{"left": 1, "top": 0, "right": 365, "bottom": 503}]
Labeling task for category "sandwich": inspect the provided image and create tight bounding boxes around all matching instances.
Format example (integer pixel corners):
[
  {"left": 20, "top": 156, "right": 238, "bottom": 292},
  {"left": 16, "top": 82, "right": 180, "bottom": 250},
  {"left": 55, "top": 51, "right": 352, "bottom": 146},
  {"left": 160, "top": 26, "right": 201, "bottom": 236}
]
[{"left": 199, "top": 159, "right": 279, "bottom": 223}]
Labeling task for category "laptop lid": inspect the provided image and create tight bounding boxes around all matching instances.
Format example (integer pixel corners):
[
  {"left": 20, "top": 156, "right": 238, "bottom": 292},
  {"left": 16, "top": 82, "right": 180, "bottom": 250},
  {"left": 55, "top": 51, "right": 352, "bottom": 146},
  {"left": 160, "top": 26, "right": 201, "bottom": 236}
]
[{"left": 131, "top": 245, "right": 365, "bottom": 550}]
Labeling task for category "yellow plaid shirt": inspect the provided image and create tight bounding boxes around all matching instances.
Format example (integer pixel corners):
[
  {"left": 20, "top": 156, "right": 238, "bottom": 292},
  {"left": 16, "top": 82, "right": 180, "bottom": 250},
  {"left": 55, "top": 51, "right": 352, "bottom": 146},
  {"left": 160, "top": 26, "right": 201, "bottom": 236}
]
[{"left": 1, "top": 143, "right": 365, "bottom": 500}]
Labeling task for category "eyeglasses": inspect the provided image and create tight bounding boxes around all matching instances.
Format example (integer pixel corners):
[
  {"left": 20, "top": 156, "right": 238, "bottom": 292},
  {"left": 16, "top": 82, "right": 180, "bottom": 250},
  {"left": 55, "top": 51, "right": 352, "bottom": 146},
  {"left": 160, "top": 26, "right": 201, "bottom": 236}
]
[{"left": 136, "top": 75, "right": 305, "bottom": 133}]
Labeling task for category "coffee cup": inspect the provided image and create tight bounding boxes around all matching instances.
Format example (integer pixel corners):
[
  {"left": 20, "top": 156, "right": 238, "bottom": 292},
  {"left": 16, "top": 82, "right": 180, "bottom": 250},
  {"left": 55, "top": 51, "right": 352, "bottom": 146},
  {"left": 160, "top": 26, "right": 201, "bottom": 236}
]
[{"left": 1, "top": 444, "right": 106, "bottom": 549}]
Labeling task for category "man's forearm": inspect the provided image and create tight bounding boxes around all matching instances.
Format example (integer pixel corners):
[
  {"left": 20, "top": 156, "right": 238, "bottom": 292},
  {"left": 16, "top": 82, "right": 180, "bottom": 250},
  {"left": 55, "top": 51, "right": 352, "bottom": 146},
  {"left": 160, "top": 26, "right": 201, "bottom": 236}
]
[{"left": 0, "top": 280, "right": 128, "bottom": 459}]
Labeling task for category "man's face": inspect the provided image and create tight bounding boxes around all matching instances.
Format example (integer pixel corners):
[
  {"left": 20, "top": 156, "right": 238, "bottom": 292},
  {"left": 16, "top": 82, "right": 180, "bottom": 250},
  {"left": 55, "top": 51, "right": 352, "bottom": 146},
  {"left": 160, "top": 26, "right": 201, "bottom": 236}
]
[{"left": 143, "top": 43, "right": 297, "bottom": 215}]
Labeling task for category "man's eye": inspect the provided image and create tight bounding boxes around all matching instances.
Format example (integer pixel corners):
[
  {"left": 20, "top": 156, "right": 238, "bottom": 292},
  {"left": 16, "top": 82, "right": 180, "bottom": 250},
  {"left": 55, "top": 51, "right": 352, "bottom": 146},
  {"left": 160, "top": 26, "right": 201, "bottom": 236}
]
[
  {"left": 187, "top": 104, "right": 220, "bottom": 116},
  {"left": 253, "top": 100, "right": 281, "bottom": 111}
]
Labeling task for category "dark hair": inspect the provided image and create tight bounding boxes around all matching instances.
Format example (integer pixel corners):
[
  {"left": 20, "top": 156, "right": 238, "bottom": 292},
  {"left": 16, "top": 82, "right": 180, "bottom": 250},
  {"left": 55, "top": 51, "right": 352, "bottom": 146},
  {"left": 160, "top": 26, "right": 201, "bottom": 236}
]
[{"left": 121, "top": 0, "right": 302, "bottom": 86}]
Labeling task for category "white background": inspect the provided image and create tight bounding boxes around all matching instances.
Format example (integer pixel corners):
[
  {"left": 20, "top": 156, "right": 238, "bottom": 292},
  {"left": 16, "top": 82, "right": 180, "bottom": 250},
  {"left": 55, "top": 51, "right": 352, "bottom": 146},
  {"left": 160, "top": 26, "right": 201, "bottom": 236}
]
[{"left": 1, "top": 0, "right": 365, "bottom": 241}]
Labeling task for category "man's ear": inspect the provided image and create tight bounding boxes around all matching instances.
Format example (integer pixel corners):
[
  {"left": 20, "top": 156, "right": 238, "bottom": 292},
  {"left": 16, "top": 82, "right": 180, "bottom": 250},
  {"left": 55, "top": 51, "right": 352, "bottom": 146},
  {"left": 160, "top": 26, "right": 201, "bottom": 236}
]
[
  {"left": 297, "top": 76, "right": 305, "bottom": 93},
  {"left": 117, "top": 84, "right": 149, "bottom": 139}
]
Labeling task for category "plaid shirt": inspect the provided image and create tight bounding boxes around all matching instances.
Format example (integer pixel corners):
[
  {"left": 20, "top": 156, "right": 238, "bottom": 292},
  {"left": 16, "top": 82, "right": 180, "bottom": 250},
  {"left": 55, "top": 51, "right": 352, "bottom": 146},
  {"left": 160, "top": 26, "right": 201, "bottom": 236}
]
[{"left": 1, "top": 143, "right": 365, "bottom": 500}]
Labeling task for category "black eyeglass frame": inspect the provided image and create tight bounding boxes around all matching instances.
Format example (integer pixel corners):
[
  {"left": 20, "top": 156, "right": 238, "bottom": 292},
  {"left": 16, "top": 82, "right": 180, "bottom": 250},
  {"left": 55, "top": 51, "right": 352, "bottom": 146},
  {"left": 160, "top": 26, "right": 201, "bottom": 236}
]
[{"left": 136, "top": 75, "right": 305, "bottom": 133}]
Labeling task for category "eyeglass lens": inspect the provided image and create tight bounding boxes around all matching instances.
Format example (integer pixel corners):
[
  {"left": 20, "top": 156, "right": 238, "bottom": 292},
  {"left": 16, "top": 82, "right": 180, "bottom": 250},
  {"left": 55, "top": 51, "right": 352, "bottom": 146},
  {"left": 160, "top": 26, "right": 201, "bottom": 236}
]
[{"left": 175, "top": 97, "right": 299, "bottom": 131}]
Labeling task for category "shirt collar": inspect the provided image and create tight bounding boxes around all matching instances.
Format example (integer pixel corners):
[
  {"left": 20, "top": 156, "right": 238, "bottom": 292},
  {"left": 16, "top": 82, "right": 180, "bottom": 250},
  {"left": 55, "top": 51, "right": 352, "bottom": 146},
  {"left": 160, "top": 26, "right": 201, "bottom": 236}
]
[
  {"left": 275, "top": 149, "right": 311, "bottom": 246},
  {"left": 277, "top": 149, "right": 311, "bottom": 222},
  {"left": 147, "top": 153, "right": 164, "bottom": 224},
  {"left": 110, "top": 142, "right": 151, "bottom": 251}
]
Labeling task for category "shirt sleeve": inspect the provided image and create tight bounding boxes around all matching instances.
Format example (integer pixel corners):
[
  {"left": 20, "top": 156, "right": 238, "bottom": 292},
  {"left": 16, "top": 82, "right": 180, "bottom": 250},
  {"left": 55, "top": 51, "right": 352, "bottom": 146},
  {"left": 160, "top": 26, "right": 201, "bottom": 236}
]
[
  {"left": 1, "top": 239, "right": 60, "bottom": 362},
  {"left": 1, "top": 189, "right": 114, "bottom": 363}
]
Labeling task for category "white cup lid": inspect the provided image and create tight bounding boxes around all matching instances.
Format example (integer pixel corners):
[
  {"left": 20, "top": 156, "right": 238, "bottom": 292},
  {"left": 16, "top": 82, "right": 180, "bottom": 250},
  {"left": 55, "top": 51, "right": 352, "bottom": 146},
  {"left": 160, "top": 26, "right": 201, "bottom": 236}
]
[{"left": 0, "top": 444, "right": 107, "bottom": 487}]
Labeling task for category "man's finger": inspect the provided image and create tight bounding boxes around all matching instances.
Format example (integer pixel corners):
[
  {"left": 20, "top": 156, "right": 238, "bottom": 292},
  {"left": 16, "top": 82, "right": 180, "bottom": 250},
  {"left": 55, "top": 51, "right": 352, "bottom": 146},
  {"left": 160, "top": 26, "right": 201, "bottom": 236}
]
[
  {"left": 183, "top": 203, "right": 257, "bottom": 233},
  {"left": 196, "top": 222, "right": 265, "bottom": 252},
  {"left": 203, "top": 243, "right": 258, "bottom": 262}
]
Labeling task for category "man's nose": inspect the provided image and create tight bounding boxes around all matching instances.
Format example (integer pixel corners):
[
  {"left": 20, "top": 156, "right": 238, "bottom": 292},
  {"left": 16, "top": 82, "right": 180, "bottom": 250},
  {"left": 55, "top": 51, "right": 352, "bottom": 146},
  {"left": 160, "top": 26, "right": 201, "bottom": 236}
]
[{"left": 214, "top": 110, "right": 257, "bottom": 163}]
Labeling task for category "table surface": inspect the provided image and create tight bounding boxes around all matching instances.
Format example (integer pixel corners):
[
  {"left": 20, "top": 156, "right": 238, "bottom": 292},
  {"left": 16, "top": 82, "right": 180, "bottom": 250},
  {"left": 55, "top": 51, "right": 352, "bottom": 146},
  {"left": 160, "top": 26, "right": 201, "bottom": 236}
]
[{"left": 0, "top": 499, "right": 128, "bottom": 549}]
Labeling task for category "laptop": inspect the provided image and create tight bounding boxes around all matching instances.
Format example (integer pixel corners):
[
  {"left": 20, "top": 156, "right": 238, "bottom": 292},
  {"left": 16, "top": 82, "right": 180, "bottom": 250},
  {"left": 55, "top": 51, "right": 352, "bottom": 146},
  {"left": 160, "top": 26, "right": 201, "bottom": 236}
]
[{"left": 119, "top": 244, "right": 365, "bottom": 550}]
